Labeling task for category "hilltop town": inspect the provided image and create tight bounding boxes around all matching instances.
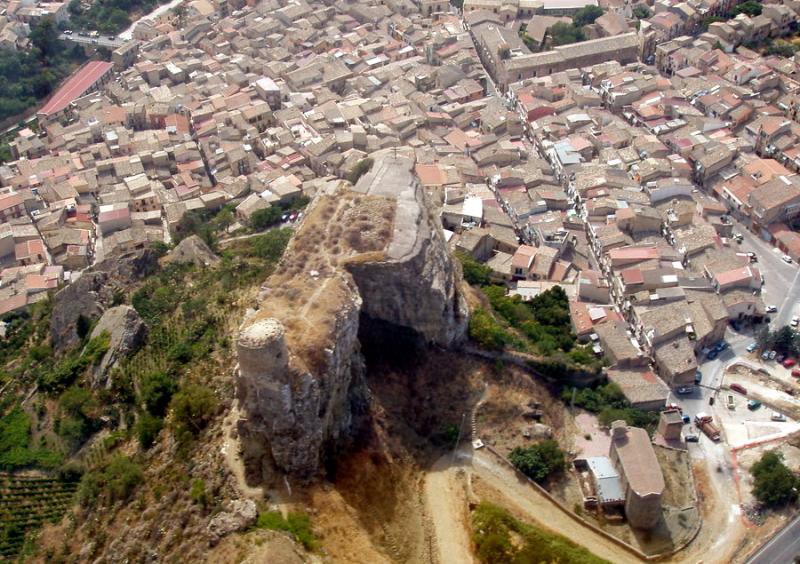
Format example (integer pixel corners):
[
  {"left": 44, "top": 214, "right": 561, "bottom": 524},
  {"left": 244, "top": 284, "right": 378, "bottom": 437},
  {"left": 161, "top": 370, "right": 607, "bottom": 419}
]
[{"left": 0, "top": 0, "right": 799, "bottom": 561}]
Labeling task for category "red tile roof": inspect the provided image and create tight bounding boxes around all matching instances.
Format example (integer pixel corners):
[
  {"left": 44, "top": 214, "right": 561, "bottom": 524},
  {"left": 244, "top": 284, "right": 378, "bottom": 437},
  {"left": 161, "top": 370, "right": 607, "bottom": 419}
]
[{"left": 39, "top": 61, "right": 114, "bottom": 117}]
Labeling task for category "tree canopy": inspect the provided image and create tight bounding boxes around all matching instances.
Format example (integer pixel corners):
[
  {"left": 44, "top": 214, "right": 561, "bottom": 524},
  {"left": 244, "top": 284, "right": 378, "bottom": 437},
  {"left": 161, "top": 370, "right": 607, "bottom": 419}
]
[
  {"left": 509, "top": 440, "right": 566, "bottom": 483},
  {"left": 573, "top": 5, "right": 604, "bottom": 27},
  {"left": 750, "top": 451, "right": 798, "bottom": 507}
]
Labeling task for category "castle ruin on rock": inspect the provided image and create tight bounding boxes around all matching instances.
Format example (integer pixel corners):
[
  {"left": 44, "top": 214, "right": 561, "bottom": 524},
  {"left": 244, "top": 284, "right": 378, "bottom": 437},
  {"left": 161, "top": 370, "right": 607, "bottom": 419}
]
[{"left": 235, "top": 150, "right": 468, "bottom": 480}]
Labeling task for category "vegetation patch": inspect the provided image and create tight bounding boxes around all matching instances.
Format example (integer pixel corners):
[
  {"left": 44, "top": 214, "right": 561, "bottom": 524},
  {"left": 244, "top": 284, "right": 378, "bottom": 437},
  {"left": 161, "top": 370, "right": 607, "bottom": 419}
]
[
  {"left": 750, "top": 451, "right": 798, "bottom": 507},
  {"left": 562, "top": 382, "right": 659, "bottom": 431},
  {"left": 253, "top": 510, "right": 318, "bottom": 551},
  {"left": 471, "top": 502, "right": 610, "bottom": 564},
  {"left": 508, "top": 440, "right": 566, "bottom": 484}
]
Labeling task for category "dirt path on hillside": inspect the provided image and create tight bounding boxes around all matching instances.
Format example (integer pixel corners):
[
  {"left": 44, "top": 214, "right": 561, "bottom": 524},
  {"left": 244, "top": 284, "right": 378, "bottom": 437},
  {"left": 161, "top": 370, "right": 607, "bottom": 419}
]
[
  {"left": 221, "top": 403, "right": 265, "bottom": 501},
  {"left": 423, "top": 456, "right": 475, "bottom": 564},
  {"left": 470, "top": 449, "right": 642, "bottom": 564}
]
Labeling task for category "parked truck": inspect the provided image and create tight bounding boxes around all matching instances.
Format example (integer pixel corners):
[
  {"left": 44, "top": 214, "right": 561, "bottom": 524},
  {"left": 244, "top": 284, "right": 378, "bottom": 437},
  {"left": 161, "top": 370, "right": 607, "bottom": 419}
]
[{"left": 695, "top": 412, "right": 721, "bottom": 442}]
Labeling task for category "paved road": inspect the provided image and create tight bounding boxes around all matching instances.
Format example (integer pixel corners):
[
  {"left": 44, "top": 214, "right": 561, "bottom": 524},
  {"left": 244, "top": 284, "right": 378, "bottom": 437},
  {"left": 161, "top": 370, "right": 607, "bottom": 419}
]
[
  {"left": 747, "top": 513, "right": 800, "bottom": 564},
  {"left": 118, "top": 0, "right": 186, "bottom": 40},
  {"left": 59, "top": 33, "right": 125, "bottom": 49},
  {"left": 734, "top": 221, "right": 800, "bottom": 328}
]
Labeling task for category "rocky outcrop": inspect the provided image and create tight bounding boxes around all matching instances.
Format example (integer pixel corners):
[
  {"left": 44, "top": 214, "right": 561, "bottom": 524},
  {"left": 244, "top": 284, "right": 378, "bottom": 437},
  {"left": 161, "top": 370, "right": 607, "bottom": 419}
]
[
  {"left": 50, "top": 248, "right": 159, "bottom": 351},
  {"left": 89, "top": 306, "right": 147, "bottom": 388},
  {"left": 206, "top": 498, "right": 258, "bottom": 545},
  {"left": 236, "top": 151, "right": 467, "bottom": 479},
  {"left": 165, "top": 235, "right": 221, "bottom": 268}
]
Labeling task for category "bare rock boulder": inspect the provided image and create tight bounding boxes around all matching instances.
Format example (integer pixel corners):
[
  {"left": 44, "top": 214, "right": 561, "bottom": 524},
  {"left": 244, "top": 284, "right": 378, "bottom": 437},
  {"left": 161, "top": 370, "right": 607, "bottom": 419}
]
[
  {"left": 164, "top": 235, "right": 221, "bottom": 268},
  {"left": 89, "top": 305, "right": 147, "bottom": 388},
  {"left": 206, "top": 499, "right": 258, "bottom": 545}
]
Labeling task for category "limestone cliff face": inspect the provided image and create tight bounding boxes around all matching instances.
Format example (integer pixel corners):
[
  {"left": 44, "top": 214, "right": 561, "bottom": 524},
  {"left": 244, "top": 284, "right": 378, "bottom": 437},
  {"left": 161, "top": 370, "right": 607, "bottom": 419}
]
[
  {"left": 236, "top": 274, "right": 367, "bottom": 480},
  {"left": 236, "top": 151, "right": 467, "bottom": 479}
]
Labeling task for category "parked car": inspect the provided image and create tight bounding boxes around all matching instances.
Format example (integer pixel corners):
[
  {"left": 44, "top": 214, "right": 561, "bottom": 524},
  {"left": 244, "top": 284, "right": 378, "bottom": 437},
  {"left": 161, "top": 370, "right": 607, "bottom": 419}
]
[
  {"left": 715, "top": 341, "right": 729, "bottom": 352},
  {"left": 792, "top": 316, "right": 799, "bottom": 327},
  {"left": 676, "top": 386, "right": 693, "bottom": 395},
  {"left": 766, "top": 305, "right": 778, "bottom": 313},
  {"left": 682, "top": 415, "right": 691, "bottom": 424},
  {"left": 771, "top": 412, "right": 787, "bottom": 422},
  {"left": 793, "top": 368, "right": 800, "bottom": 378},
  {"left": 783, "top": 255, "right": 794, "bottom": 264},
  {"left": 695, "top": 370, "right": 703, "bottom": 384},
  {"left": 784, "top": 358, "right": 797, "bottom": 368},
  {"left": 747, "top": 342, "right": 758, "bottom": 353},
  {"left": 730, "top": 383, "right": 747, "bottom": 395},
  {"left": 727, "top": 394, "right": 736, "bottom": 410},
  {"left": 685, "top": 434, "right": 700, "bottom": 443},
  {"left": 708, "top": 350, "right": 718, "bottom": 360},
  {"left": 777, "top": 354, "right": 785, "bottom": 363},
  {"left": 762, "top": 351, "right": 770, "bottom": 360},
  {"left": 666, "top": 403, "right": 682, "bottom": 413},
  {"left": 747, "top": 399, "right": 763, "bottom": 410},
  {"left": 769, "top": 350, "right": 778, "bottom": 360}
]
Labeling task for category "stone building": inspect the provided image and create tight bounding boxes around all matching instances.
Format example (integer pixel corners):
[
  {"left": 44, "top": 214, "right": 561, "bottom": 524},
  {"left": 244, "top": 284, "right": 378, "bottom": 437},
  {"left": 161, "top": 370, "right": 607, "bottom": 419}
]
[{"left": 609, "top": 421, "right": 664, "bottom": 529}]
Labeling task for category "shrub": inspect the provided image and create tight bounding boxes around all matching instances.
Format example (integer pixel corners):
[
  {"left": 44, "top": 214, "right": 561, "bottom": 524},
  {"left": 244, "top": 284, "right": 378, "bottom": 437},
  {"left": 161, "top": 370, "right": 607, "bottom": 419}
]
[
  {"left": 254, "top": 511, "right": 318, "bottom": 550},
  {"left": 468, "top": 308, "right": 511, "bottom": 350},
  {"left": 79, "top": 455, "right": 143, "bottom": 507},
  {"left": 472, "top": 502, "right": 608, "bottom": 564},
  {"left": 170, "top": 384, "right": 217, "bottom": 442},
  {"left": 345, "top": 158, "right": 374, "bottom": 185},
  {"left": 250, "top": 206, "right": 284, "bottom": 230},
  {"left": 190, "top": 478, "right": 210, "bottom": 507},
  {"left": 135, "top": 413, "right": 163, "bottom": 449},
  {"left": 750, "top": 451, "right": 798, "bottom": 507},
  {"left": 251, "top": 228, "right": 293, "bottom": 262},
  {"left": 138, "top": 371, "right": 178, "bottom": 417},
  {"left": 149, "top": 240, "right": 170, "bottom": 257},
  {"left": 456, "top": 252, "right": 492, "bottom": 286},
  {"left": 508, "top": 440, "right": 566, "bottom": 484}
]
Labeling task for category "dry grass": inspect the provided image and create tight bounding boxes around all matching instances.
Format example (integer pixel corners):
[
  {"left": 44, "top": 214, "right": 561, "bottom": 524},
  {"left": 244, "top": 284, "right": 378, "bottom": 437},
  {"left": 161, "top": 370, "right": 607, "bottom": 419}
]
[{"left": 252, "top": 187, "right": 397, "bottom": 374}]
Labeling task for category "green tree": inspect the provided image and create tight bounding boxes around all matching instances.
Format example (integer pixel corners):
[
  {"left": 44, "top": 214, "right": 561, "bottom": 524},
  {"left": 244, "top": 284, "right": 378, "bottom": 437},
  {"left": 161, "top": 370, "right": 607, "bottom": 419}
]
[
  {"left": 733, "top": 0, "right": 762, "bottom": 16},
  {"left": 548, "top": 22, "right": 585, "bottom": 46},
  {"left": 29, "top": 18, "right": 60, "bottom": 59},
  {"left": 135, "top": 413, "right": 163, "bottom": 449},
  {"left": 509, "top": 440, "right": 566, "bottom": 483},
  {"left": 170, "top": 384, "right": 217, "bottom": 442},
  {"left": 573, "top": 5, "right": 603, "bottom": 27},
  {"left": 250, "top": 206, "right": 283, "bottom": 230},
  {"left": 251, "top": 228, "right": 293, "bottom": 262},
  {"left": 632, "top": 4, "right": 651, "bottom": 18},
  {"left": 138, "top": 371, "right": 177, "bottom": 416},
  {"left": 751, "top": 451, "right": 798, "bottom": 507},
  {"left": 456, "top": 252, "right": 492, "bottom": 286}
]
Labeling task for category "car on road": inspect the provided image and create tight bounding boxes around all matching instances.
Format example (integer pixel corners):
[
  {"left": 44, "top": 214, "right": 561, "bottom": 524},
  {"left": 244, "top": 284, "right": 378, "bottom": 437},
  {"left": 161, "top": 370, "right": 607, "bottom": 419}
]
[
  {"left": 734, "top": 233, "right": 743, "bottom": 243},
  {"left": 784, "top": 358, "right": 797, "bottom": 368},
  {"left": 685, "top": 434, "right": 700, "bottom": 442},
  {"left": 747, "top": 342, "right": 758, "bottom": 352},
  {"left": 727, "top": 394, "right": 736, "bottom": 410},
  {"left": 783, "top": 254, "right": 794, "bottom": 264},
  {"left": 676, "top": 386, "right": 693, "bottom": 395},
  {"left": 772, "top": 412, "right": 787, "bottom": 422},
  {"left": 730, "top": 383, "right": 747, "bottom": 395},
  {"left": 682, "top": 414, "right": 690, "bottom": 424},
  {"left": 767, "top": 305, "right": 778, "bottom": 313},
  {"left": 747, "top": 399, "right": 763, "bottom": 410},
  {"left": 792, "top": 316, "right": 799, "bottom": 327}
]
